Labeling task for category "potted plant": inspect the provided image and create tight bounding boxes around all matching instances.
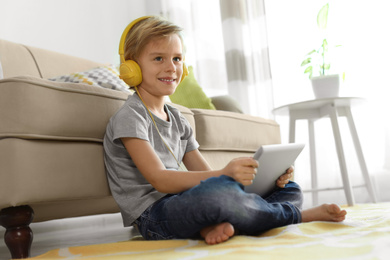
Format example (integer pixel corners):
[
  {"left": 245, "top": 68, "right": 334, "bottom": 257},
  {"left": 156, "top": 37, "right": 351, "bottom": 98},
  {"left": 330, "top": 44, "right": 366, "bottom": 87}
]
[{"left": 301, "top": 3, "right": 342, "bottom": 99}]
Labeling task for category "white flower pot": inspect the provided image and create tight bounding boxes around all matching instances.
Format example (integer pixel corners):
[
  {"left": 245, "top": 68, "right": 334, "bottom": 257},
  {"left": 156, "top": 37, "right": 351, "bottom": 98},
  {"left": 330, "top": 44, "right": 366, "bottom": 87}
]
[{"left": 311, "top": 74, "right": 340, "bottom": 99}]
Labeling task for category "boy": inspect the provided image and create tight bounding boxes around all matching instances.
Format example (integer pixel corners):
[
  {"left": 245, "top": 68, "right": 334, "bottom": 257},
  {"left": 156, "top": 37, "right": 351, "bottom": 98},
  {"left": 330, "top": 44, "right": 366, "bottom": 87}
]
[{"left": 103, "top": 16, "right": 346, "bottom": 245}]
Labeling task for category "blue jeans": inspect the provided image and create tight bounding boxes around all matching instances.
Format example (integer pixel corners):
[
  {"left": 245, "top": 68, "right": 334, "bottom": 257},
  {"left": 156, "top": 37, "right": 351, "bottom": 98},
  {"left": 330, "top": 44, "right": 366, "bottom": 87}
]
[{"left": 134, "top": 175, "right": 303, "bottom": 240}]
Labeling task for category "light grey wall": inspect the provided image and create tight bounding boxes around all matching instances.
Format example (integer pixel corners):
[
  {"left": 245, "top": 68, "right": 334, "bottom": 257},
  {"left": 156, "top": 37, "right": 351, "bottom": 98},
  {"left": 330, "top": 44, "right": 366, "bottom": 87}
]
[{"left": 0, "top": 0, "right": 161, "bottom": 66}]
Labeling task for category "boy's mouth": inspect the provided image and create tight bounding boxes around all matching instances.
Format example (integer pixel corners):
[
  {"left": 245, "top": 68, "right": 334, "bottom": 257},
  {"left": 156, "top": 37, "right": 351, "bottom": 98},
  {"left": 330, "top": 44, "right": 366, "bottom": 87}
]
[{"left": 159, "top": 78, "right": 176, "bottom": 83}]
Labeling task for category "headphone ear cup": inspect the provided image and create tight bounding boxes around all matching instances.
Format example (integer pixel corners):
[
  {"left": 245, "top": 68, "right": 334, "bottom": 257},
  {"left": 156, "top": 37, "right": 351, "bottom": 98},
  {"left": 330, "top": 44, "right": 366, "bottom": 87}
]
[
  {"left": 119, "top": 60, "right": 142, "bottom": 86},
  {"left": 180, "top": 62, "right": 189, "bottom": 83}
]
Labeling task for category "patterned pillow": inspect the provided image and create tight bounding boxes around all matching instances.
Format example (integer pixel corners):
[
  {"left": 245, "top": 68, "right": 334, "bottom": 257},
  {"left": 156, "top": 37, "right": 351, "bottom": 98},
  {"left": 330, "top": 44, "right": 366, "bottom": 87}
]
[{"left": 49, "top": 65, "right": 130, "bottom": 92}]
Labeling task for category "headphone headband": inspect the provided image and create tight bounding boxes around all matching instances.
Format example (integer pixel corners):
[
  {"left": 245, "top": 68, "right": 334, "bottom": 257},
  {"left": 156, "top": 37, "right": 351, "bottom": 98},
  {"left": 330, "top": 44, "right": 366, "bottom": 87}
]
[{"left": 119, "top": 16, "right": 152, "bottom": 63}]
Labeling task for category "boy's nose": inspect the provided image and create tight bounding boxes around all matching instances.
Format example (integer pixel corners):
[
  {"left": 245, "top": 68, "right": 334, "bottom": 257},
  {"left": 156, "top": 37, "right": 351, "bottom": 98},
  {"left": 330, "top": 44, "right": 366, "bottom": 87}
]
[{"left": 165, "top": 60, "right": 176, "bottom": 72}]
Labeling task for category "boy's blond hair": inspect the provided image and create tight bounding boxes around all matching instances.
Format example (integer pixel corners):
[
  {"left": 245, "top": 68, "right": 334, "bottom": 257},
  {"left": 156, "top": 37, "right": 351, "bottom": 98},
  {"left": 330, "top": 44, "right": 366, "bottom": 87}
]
[{"left": 124, "top": 16, "right": 184, "bottom": 62}]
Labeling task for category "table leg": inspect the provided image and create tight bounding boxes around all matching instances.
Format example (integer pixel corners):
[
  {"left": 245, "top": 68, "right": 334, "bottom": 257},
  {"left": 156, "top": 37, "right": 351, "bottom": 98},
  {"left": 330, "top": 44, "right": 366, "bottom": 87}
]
[
  {"left": 289, "top": 116, "right": 296, "bottom": 143},
  {"left": 308, "top": 120, "right": 319, "bottom": 205},
  {"left": 328, "top": 104, "right": 355, "bottom": 206},
  {"left": 344, "top": 107, "right": 377, "bottom": 203}
]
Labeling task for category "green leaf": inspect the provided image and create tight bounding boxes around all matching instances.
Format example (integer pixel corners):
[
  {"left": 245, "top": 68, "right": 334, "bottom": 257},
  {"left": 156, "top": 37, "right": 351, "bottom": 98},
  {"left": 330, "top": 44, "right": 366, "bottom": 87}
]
[
  {"left": 317, "top": 3, "right": 329, "bottom": 30},
  {"left": 304, "top": 66, "right": 313, "bottom": 74},
  {"left": 306, "top": 49, "right": 317, "bottom": 56},
  {"left": 301, "top": 58, "right": 311, "bottom": 66}
]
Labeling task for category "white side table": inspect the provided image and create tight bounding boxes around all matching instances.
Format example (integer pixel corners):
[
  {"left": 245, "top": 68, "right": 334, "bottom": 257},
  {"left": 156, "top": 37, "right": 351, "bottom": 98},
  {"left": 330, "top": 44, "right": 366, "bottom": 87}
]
[{"left": 273, "top": 97, "right": 377, "bottom": 206}]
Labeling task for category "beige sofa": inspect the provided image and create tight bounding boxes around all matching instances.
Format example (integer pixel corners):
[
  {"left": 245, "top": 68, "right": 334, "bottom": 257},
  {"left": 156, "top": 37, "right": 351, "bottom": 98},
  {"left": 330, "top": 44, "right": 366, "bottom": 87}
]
[{"left": 0, "top": 39, "right": 281, "bottom": 259}]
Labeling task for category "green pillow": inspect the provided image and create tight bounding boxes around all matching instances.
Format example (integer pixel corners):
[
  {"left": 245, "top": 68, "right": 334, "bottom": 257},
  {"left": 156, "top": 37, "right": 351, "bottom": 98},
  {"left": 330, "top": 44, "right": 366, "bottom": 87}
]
[{"left": 170, "top": 66, "right": 216, "bottom": 110}]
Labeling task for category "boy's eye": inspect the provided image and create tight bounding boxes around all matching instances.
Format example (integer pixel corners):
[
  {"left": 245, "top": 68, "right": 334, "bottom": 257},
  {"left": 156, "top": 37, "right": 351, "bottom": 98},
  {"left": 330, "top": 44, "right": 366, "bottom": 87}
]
[
  {"left": 155, "top": 57, "right": 163, "bottom": 61},
  {"left": 173, "top": 57, "right": 181, "bottom": 62}
]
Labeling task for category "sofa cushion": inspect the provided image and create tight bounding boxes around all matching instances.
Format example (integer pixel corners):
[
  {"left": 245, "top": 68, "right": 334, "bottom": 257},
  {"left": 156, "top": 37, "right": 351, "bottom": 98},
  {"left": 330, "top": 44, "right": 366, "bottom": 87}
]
[
  {"left": 0, "top": 76, "right": 129, "bottom": 142},
  {"left": 192, "top": 109, "right": 281, "bottom": 153},
  {"left": 49, "top": 65, "right": 131, "bottom": 93}
]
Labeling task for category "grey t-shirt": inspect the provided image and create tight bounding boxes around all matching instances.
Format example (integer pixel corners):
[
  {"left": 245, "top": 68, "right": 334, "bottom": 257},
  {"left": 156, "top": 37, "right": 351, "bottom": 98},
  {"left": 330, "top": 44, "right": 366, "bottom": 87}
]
[{"left": 103, "top": 94, "right": 199, "bottom": 226}]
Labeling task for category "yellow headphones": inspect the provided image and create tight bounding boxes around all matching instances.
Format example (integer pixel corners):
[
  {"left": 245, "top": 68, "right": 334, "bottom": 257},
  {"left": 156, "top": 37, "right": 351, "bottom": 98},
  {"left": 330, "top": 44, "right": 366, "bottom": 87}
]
[{"left": 118, "top": 16, "right": 188, "bottom": 87}]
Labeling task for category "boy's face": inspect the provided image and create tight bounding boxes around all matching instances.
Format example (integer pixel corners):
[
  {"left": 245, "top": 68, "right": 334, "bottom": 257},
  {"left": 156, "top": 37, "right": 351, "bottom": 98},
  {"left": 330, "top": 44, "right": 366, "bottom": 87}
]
[{"left": 137, "top": 34, "right": 184, "bottom": 97}]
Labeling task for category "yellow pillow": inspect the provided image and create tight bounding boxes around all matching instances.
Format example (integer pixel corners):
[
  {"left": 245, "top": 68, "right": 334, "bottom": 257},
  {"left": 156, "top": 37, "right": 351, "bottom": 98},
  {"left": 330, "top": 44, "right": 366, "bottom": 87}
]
[{"left": 170, "top": 66, "right": 216, "bottom": 110}]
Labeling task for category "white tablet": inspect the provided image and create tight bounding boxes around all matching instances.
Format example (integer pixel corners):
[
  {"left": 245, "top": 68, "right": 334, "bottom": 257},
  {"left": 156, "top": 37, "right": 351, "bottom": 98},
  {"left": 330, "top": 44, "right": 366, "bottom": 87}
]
[{"left": 245, "top": 143, "right": 305, "bottom": 196}]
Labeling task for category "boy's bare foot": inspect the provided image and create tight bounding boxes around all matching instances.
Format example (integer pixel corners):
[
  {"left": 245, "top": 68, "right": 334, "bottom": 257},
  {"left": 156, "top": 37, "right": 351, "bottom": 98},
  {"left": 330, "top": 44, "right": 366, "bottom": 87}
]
[
  {"left": 302, "top": 203, "right": 347, "bottom": 223},
  {"left": 200, "top": 222, "right": 235, "bottom": 245}
]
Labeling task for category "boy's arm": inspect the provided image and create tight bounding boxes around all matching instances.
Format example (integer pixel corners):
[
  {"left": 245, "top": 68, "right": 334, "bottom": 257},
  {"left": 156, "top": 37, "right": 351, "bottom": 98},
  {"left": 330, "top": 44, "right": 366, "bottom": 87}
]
[
  {"left": 121, "top": 137, "right": 220, "bottom": 193},
  {"left": 121, "top": 137, "right": 257, "bottom": 194},
  {"left": 182, "top": 149, "right": 212, "bottom": 171}
]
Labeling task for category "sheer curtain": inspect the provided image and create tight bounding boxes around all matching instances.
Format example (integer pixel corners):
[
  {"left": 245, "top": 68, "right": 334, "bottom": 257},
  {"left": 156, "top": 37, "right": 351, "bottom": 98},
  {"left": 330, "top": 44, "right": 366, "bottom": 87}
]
[
  {"left": 158, "top": 0, "right": 229, "bottom": 98},
  {"left": 156, "top": 0, "right": 274, "bottom": 117},
  {"left": 219, "top": 0, "right": 274, "bottom": 118}
]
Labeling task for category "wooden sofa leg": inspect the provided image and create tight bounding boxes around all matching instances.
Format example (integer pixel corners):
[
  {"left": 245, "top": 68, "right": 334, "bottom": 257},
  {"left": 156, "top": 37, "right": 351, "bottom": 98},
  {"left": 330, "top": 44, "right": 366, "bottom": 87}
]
[{"left": 0, "top": 205, "right": 34, "bottom": 259}]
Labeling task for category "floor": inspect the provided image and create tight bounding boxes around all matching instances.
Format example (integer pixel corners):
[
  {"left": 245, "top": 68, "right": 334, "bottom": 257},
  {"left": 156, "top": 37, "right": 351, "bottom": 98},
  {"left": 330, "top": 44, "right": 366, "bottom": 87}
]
[{"left": 0, "top": 213, "right": 138, "bottom": 259}]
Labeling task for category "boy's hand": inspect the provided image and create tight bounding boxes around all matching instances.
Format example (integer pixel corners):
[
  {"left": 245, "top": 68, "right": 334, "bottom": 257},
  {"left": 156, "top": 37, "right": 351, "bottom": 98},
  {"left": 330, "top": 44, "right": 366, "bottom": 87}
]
[
  {"left": 276, "top": 166, "right": 294, "bottom": 188},
  {"left": 223, "top": 157, "right": 258, "bottom": 186}
]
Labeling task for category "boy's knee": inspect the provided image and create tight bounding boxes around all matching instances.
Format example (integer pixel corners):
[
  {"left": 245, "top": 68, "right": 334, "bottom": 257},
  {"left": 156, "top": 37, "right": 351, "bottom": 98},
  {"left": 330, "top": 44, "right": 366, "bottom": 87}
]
[
  {"left": 285, "top": 181, "right": 304, "bottom": 208},
  {"left": 202, "top": 175, "right": 241, "bottom": 188},
  {"left": 199, "top": 175, "right": 243, "bottom": 195},
  {"left": 289, "top": 181, "right": 303, "bottom": 193},
  {"left": 187, "top": 176, "right": 244, "bottom": 206}
]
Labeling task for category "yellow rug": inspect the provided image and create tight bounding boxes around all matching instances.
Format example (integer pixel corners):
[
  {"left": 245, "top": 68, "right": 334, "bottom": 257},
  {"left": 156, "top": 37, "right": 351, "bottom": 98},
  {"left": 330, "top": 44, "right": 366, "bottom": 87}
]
[{"left": 32, "top": 203, "right": 390, "bottom": 260}]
